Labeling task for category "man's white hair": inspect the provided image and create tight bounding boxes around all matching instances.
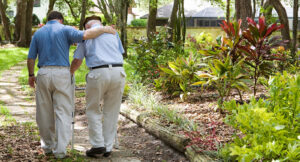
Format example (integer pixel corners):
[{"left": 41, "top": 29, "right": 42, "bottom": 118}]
[{"left": 86, "top": 20, "right": 101, "bottom": 26}]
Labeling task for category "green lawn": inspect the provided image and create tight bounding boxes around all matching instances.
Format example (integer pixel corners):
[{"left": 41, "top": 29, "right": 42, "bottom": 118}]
[
  {"left": 127, "top": 27, "right": 224, "bottom": 43},
  {"left": 0, "top": 48, "right": 28, "bottom": 73}
]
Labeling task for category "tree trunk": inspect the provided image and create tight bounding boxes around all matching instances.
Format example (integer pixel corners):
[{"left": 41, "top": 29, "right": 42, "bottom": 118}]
[
  {"left": 259, "top": 0, "right": 265, "bottom": 17},
  {"left": 79, "top": 0, "right": 87, "bottom": 30},
  {"left": 236, "top": 0, "right": 252, "bottom": 29},
  {"left": 181, "top": 0, "right": 186, "bottom": 44},
  {"left": 235, "top": 0, "right": 241, "bottom": 20},
  {"left": 270, "top": 0, "right": 291, "bottom": 45},
  {"left": 262, "top": 0, "right": 273, "bottom": 24},
  {"left": 119, "top": 105, "right": 189, "bottom": 153},
  {"left": 115, "top": 0, "right": 129, "bottom": 57},
  {"left": 0, "top": 0, "right": 11, "bottom": 41},
  {"left": 175, "top": 0, "right": 185, "bottom": 43},
  {"left": 25, "top": 0, "right": 34, "bottom": 46},
  {"left": 291, "top": 0, "right": 298, "bottom": 63},
  {"left": 252, "top": 0, "right": 256, "bottom": 19},
  {"left": 226, "top": 0, "right": 230, "bottom": 23},
  {"left": 147, "top": 0, "right": 158, "bottom": 40},
  {"left": 47, "top": 0, "right": 56, "bottom": 16},
  {"left": 96, "top": 0, "right": 112, "bottom": 24},
  {"left": 16, "top": 0, "right": 27, "bottom": 47},
  {"left": 14, "top": 0, "right": 23, "bottom": 42},
  {"left": 64, "top": 0, "right": 79, "bottom": 21},
  {"left": 168, "top": 0, "right": 179, "bottom": 42}
]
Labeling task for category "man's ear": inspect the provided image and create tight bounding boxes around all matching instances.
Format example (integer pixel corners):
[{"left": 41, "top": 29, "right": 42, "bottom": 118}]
[{"left": 59, "top": 19, "right": 63, "bottom": 24}]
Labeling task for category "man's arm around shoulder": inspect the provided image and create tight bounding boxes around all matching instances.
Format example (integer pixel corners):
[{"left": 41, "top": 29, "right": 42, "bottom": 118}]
[{"left": 83, "top": 26, "right": 116, "bottom": 40}]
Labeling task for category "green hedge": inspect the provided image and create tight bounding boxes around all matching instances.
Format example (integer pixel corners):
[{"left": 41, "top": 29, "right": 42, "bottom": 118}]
[{"left": 130, "top": 19, "right": 147, "bottom": 27}]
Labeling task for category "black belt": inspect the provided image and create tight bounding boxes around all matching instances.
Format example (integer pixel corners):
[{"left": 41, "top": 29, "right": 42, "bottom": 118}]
[{"left": 90, "top": 64, "right": 123, "bottom": 69}]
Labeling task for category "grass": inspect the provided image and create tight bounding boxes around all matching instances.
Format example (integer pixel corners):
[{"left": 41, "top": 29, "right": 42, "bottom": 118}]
[
  {"left": 128, "top": 82, "right": 198, "bottom": 131},
  {"left": 127, "top": 27, "right": 224, "bottom": 43},
  {"left": 0, "top": 47, "right": 28, "bottom": 73},
  {"left": 0, "top": 104, "right": 16, "bottom": 125}
]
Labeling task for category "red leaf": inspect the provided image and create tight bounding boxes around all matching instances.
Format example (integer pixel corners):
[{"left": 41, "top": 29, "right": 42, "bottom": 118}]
[
  {"left": 264, "top": 23, "right": 283, "bottom": 38},
  {"left": 258, "top": 16, "right": 266, "bottom": 36},
  {"left": 247, "top": 17, "right": 257, "bottom": 26},
  {"left": 229, "top": 22, "right": 235, "bottom": 37}
]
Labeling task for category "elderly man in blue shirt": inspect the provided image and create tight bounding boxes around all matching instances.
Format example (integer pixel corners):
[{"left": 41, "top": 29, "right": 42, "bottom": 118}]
[
  {"left": 27, "top": 11, "right": 116, "bottom": 159},
  {"left": 70, "top": 15, "right": 125, "bottom": 158}
]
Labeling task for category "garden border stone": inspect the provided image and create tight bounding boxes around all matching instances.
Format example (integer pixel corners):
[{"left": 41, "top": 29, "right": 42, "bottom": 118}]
[{"left": 120, "top": 104, "right": 217, "bottom": 162}]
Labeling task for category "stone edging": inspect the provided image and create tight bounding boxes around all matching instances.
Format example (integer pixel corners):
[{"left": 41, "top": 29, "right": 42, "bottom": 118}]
[{"left": 120, "top": 104, "right": 217, "bottom": 162}]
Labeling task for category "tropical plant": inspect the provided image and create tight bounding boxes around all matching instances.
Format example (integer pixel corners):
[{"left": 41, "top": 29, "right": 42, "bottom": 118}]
[
  {"left": 154, "top": 54, "right": 201, "bottom": 100},
  {"left": 199, "top": 20, "right": 244, "bottom": 65},
  {"left": 240, "top": 16, "right": 289, "bottom": 96},
  {"left": 221, "top": 72, "right": 300, "bottom": 161},
  {"left": 128, "top": 28, "right": 185, "bottom": 82},
  {"left": 193, "top": 55, "right": 250, "bottom": 110},
  {"left": 186, "top": 32, "right": 214, "bottom": 51},
  {"left": 198, "top": 20, "right": 250, "bottom": 103}
]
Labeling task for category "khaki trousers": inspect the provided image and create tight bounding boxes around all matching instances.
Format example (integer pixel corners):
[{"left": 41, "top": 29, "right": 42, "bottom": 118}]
[
  {"left": 86, "top": 66, "right": 125, "bottom": 152},
  {"left": 35, "top": 66, "right": 74, "bottom": 157}
]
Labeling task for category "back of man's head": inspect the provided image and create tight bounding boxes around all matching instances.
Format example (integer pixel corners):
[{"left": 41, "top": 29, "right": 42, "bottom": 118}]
[
  {"left": 47, "top": 11, "right": 64, "bottom": 22},
  {"left": 83, "top": 15, "right": 102, "bottom": 29}
]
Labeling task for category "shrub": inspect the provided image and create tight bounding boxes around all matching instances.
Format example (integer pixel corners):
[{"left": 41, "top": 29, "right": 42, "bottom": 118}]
[
  {"left": 240, "top": 16, "right": 288, "bottom": 95},
  {"left": 154, "top": 54, "right": 200, "bottom": 100},
  {"left": 186, "top": 32, "right": 214, "bottom": 51},
  {"left": 32, "top": 14, "right": 40, "bottom": 26},
  {"left": 220, "top": 72, "right": 300, "bottom": 161},
  {"left": 130, "top": 19, "right": 147, "bottom": 27},
  {"left": 128, "top": 28, "right": 185, "bottom": 82},
  {"left": 193, "top": 55, "right": 250, "bottom": 110}
]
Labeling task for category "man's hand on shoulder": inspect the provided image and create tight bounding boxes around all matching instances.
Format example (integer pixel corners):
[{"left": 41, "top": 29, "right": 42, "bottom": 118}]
[
  {"left": 83, "top": 26, "right": 116, "bottom": 40},
  {"left": 104, "top": 26, "right": 116, "bottom": 35}
]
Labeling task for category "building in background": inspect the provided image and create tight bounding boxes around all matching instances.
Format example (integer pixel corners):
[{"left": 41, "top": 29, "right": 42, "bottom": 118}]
[
  {"left": 141, "top": 0, "right": 300, "bottom": 29},
  {"left": 9, "top": 0, "right": 48, "bottom": 24}
]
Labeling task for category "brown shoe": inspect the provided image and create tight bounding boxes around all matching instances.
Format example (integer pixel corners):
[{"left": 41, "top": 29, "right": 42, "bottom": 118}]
[
  {"left": 103, "top": 151, "right": 111, "bottom": 157},
  {"left": 86, "top": 147, "right": 106, "bottom": 157}
]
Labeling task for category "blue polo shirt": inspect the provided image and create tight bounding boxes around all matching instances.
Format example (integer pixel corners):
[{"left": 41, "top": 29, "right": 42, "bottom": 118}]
[
  {"left": 73, "top": 24, "right": 124, "bottom": 68},
  {"left": 28, "top": 20, "right": 84, "bottom": 68}
]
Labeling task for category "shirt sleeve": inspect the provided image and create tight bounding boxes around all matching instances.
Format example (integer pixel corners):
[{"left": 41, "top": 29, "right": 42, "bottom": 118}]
[
  {"left": 116, "top": 33, "right": 125, "bottom": 54},
  {"left": 65, "top": 26, "right": 84, "bottom": 44},
  {"left": 28, "top": 35, "right": 38, "bottom": 59},
  {"left": 73, "top": 42, "right": 86, "bottom": 60}
]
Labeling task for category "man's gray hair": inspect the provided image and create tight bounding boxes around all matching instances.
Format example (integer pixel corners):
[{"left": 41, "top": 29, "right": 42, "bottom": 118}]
[{"left": 86, "top": 20, "right": 101, "bottom": 26}]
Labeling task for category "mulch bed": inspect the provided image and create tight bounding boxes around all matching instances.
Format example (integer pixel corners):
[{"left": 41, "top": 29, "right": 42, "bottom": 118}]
[
  {"left": 128, "top": 85, "right": 268, "bottom": 154},
  {"left": 0, "top": 123, "right": 45, "bottom": 161}
]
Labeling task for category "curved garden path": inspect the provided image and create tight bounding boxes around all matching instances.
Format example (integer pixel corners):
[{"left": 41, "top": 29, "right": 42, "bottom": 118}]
[{"left": 0, "top": 62, "right": 188, "bottom": 162}]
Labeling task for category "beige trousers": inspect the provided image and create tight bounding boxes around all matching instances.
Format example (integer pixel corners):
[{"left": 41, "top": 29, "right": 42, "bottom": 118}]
[
  {"left": 86, "top": 66, "right": 125, "bottom": 152},
  {"left": 35, "top": 66, "right": 74, "bottom": 157}
]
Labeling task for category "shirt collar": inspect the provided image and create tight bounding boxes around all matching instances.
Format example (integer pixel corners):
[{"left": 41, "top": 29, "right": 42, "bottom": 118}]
[
  {"left": 46, "top": 20, "right": 60, "bottom": 25},
  {"left": 91, "top": 24, "right": 101, "bottom": 28}
]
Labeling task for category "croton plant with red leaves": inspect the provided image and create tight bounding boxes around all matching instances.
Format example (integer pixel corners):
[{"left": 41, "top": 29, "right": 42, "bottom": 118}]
[{"left": 240, "top": 16, "right": 289, "bottom": 95}]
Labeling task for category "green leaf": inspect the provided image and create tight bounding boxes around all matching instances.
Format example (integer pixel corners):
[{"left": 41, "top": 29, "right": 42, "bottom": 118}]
[
  {"left": 168, "top": 62, "right": 179, "bottom": 73},
  {"left": 192, "top": 81, "right": 206, "bottom": 86},
  {"left": 160, "top": 68, "right": 176, "bottom": 75},
  {"left": 197, "top": 73, "right": 212, "bottom": 78},
  {"left": 179, "top": 83, "right": 186, "bottom": 91}
]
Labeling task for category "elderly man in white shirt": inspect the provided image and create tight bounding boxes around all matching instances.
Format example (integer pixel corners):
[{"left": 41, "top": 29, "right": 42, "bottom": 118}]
[{"left": 70, "top": 15, "right": 125, "bottom": 158}]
